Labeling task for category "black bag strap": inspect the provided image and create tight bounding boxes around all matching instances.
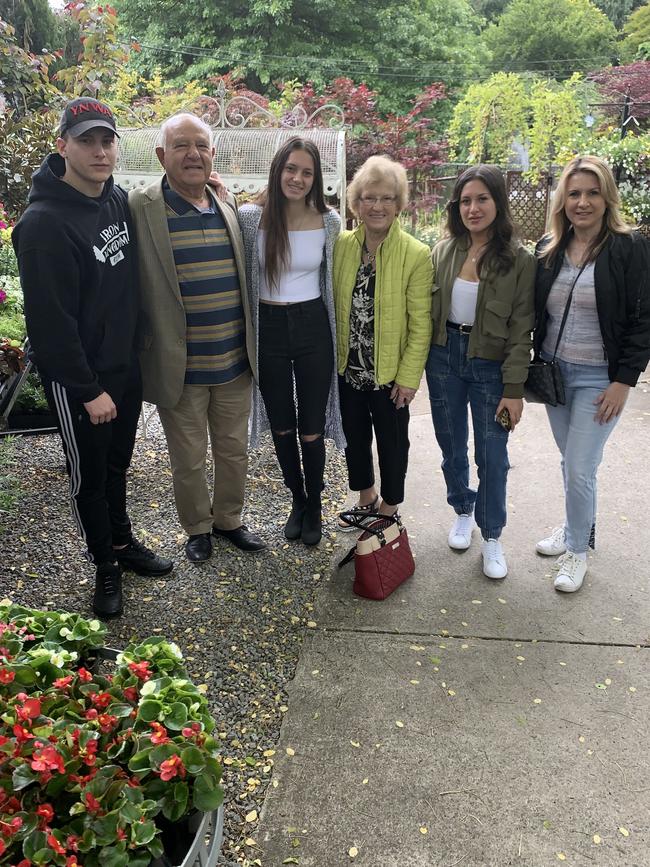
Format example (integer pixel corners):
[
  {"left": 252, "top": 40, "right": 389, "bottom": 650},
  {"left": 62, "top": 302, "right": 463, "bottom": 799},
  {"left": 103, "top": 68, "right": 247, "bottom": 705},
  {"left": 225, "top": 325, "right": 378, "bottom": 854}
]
[
  {"left": 338, "top": 545, "right": 356, "bottom": 568},
  {"left": 550, "top": 261, "right": 588, "bottom": 362},
  {"left": 336, "top": 513, "right": 405, "bottom": 569}
]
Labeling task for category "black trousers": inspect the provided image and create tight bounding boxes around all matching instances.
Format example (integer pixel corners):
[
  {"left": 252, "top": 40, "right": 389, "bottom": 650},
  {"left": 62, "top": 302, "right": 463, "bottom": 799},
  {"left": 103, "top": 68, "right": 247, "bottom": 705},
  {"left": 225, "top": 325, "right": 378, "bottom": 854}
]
[
  {"left": 258, "top": 298, "right": 333, "bottom": 435},
  {"left": 338, "top": 375, "right": 410, "bottom": 506},
  {"left": 43, "top": 365, "right": 142, "bottom": 565}
]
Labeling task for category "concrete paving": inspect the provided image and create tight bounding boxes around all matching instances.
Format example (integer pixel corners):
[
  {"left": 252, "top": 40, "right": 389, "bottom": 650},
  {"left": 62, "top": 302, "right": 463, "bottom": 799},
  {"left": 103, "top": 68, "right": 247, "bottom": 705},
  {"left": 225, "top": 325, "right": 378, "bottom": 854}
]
[{"left": 256, "top": 378, "right": 650, "bottom": 867}]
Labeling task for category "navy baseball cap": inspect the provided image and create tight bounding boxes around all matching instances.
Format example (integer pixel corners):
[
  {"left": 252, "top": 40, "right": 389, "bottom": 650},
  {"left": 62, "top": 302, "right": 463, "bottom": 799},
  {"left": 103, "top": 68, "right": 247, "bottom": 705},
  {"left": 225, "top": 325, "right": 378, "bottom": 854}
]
[{"left": 59, "top": 98, "right": 120, "bottom": 138}]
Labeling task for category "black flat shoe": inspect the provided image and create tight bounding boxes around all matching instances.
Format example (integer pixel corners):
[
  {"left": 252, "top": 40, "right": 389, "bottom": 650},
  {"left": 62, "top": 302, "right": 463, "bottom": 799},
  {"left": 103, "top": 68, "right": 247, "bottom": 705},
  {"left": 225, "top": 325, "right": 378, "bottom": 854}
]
[
  {"left": 185, "top": 532, "right": 212, "bottom": 562},
  {"left": 115, "top": 538, "right": 173, "bottom": 577},
  {"left": 93, "top": 562, "right": 123, "bottom": 618},
  {"left": 212, "top": 524, "right": 267, "bottom": 552}
]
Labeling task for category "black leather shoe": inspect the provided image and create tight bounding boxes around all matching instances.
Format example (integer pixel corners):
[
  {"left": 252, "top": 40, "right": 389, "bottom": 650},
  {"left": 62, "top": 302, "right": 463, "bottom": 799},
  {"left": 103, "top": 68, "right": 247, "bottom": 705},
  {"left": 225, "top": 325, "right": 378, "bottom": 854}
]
[
  {"left": 212, "top": 524, "right": 267, "bottom": 552},
  {"left": 94, "top": 562, "right": 123, "bottom": 618},
  {"left": 115, "top": 538, "right": 173, "bottom": 577},
  {"left": 285, "top": 495, "right": 306, "bottom": 541},
  {"left": 185, "top": 533, "right": 212, "bottom": 562}
]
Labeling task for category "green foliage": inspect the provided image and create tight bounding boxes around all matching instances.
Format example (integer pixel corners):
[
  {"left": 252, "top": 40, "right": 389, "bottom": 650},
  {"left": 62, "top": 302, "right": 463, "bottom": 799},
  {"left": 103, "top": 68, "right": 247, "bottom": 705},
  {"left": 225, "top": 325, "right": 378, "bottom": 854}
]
[
  {"left": 469, "top": 0, "right": 509, "bottom": 21},
  {"left": 447, "top": 72, "right": 594, "bottom": 179},
  {"left": 485, "top": 0, "right": 617, "bottom": 75},
  {"left": 527, "top": 76, "right": 586, "bottom": 179},
  {"left": 13, "top": 372, "right": 50, "bottom": 413},
  {"left": 447, "top": 73, "right": 530, "bottom": 164},
  {"left": 0, "top": 19, "right": 60, "bottom": 216},
  {"left": 586, "top": 132, "right": 650, "bottom": 221},
  {"left": 114, "top": 0, "right": 483, "bottom": 111},
  {"left": 0, "top": 0, "right": 59, "bottom": 52},
  {"left": 0, "top": 436, "right": 19, "bottom": 526},
  {"left": 55, "top": 2, "right": 132, "bottom": 97},
  {"left": 593, "top": 0, "right": 644, "bottom": 29},
  {"left": 619, "top": 2, "right": 650, "bottom": 61}
]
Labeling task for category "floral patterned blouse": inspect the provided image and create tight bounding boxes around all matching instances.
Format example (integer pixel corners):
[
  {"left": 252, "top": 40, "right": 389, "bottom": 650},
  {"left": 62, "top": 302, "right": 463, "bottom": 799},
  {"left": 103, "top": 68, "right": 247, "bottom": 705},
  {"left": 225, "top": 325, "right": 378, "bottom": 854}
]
[{"left": 344, "top": 262, "right": 379, "bottom": 391}]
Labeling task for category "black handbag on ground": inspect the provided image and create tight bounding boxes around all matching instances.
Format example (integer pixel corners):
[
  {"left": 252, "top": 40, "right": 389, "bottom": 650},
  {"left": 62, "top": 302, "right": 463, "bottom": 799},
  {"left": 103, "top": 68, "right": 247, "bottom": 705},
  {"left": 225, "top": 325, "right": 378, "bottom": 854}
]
[{"left": 525, "top": 262, "right": 587, "bottom": 407}]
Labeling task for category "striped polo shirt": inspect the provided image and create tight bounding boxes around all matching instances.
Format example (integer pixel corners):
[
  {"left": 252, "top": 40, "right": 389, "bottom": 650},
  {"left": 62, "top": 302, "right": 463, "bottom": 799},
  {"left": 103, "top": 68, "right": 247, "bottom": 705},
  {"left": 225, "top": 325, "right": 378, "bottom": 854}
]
[{"left": 163, "top": 181, "right": 248, "bottom": 385}]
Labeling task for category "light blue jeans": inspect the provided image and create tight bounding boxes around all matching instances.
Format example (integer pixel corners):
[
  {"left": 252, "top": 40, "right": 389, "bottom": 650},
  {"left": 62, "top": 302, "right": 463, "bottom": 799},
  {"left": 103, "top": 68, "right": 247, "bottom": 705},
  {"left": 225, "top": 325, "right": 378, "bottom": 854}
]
[{"left": 544, "top": 359, "right": 619, "bottom": 554}]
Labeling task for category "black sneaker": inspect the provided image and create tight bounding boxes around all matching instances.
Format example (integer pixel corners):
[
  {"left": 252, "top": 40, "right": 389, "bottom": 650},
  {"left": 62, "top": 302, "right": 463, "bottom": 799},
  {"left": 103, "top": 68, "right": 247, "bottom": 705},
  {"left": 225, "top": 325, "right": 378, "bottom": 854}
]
[
  {"left": 115, "top": 538, "right": 174, "bottom": 577},
  {"left": 94, "top": 562, "right": 123, "bottom": 619}
]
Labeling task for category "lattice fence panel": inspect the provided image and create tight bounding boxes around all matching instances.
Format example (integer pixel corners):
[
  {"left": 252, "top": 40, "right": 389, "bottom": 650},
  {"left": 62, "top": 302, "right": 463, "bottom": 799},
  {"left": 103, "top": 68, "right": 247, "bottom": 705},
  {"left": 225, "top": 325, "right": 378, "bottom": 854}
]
[{"left": 506, "top": 171, "right": 550, "bottom": 242}]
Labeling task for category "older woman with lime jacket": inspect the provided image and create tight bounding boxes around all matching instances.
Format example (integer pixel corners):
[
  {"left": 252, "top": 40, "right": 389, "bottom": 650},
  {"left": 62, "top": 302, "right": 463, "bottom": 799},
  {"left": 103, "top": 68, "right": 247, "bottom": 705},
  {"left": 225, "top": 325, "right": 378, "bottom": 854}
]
[{"left": 333, "top": 155, "right": 433, "bottom": 524}]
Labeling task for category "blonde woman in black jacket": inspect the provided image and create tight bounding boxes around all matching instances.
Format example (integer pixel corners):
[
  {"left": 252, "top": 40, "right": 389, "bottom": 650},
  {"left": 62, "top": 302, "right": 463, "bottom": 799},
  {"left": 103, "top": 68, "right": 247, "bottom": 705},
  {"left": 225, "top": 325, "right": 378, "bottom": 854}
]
[{"left": 534, "top": 155, "right": 650, "bottom": 592}]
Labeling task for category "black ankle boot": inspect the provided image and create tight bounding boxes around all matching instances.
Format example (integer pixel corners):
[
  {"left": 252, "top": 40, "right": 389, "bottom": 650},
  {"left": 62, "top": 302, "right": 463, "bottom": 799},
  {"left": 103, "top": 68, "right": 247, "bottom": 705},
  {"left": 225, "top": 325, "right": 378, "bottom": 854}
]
[
  {"left": 300, "top": 437, "right": 326, "bottom": 546},
  {"left": 285, "top": 493, "right": 307, "bottom": 540},
  {"left": 301, "top": 496, "right": 322, "bottom": 546}
]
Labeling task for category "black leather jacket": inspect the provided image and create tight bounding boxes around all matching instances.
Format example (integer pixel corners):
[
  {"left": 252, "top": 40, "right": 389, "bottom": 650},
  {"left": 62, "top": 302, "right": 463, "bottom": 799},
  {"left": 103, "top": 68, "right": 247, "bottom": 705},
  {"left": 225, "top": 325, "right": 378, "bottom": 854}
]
[{"left": 533, "top": 232, "right": 650, "bottom": 386}]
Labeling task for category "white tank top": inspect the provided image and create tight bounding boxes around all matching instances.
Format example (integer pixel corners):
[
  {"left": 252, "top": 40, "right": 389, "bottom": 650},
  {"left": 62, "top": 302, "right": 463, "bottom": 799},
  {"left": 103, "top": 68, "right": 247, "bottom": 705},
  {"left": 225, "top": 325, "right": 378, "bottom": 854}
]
[
  {"left": 449, "top": 276, "right": 479, "bottom": 325},
  {"left": 258, "top": 228, "right": 325, "bottom": 302}
]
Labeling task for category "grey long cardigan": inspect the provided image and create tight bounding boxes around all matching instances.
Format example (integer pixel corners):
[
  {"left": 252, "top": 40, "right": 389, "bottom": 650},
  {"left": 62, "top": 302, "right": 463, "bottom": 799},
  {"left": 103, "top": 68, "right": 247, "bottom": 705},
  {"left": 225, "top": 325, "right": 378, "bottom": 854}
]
[{"left": 238, "top": 204, "right": 346, "bottom": 450}]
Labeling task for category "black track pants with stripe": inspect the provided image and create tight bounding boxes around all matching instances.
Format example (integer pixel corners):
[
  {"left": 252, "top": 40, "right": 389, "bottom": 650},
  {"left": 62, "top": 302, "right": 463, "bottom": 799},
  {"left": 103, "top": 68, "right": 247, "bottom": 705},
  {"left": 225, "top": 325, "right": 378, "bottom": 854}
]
[{"left": 42, "top": 368, "right": 142, "bottom": 566}]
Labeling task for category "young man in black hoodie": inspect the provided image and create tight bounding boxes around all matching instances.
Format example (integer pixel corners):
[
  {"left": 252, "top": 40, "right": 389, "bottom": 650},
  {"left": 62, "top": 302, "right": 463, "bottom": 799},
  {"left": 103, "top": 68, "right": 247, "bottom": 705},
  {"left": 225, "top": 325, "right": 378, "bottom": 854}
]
[{"left": 12, "top": 97, "right": 173, "bottom": 618}]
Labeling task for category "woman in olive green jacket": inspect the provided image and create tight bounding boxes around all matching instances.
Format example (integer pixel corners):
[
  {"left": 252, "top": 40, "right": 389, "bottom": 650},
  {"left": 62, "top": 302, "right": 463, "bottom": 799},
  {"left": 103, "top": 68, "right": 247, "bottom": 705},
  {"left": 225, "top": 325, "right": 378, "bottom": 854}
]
[
  {"left": 333, "top": 155, "right": 433, "bottom": 525},
  {"left": 426, "top": 165, "right": 535, "bottom": 579}
]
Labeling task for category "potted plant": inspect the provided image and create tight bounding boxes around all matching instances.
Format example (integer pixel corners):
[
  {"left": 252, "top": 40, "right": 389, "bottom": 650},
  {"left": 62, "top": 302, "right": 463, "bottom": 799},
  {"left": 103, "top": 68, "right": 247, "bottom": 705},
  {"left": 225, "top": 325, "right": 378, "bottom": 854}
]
[{"left": 0, "top": 603, "right": 224, "bottom": 865}]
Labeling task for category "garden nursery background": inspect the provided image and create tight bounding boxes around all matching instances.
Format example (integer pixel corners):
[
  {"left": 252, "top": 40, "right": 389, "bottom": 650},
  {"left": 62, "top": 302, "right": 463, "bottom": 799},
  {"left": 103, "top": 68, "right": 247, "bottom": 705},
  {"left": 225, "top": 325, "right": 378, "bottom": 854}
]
[{"left": 0, "top": 1, "right": 649, "bottom": 864}]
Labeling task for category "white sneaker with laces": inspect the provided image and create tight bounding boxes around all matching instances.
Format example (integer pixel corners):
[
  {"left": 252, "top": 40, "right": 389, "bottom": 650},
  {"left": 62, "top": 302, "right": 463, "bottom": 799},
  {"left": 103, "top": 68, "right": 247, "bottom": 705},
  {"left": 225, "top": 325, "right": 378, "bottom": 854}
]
[
  {"left": 481, "top": 538, "right": 508, "bottom": 579},
  {"left": 448, "top": 514, "right": 474, "bottom": 550},
  {"left": 536, "top": 526, "right": 567, "bottom": 556},
  {"left": 553, "top": 552, "right": 587, "bottom": 593}
]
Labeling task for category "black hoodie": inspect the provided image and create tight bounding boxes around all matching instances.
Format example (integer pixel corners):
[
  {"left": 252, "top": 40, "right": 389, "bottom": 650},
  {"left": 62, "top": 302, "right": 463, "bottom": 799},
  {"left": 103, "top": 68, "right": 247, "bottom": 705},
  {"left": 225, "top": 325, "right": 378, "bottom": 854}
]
[{"left": 12, "top": 153, "right": 139, "bottom": 403}]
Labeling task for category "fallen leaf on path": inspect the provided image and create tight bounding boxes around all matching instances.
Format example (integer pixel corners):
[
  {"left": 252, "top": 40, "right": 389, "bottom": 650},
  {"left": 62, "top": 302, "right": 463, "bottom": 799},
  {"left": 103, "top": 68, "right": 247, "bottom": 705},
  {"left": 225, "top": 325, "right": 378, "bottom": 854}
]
[
  {"left": 286, "top": 747, "right": 295, "bottom": 756},
  {"left": 619, "top": 827, "right": 630, "bottom": 837},
  {"left": 395, "top": 721, "right": 404, "bottom": 728},
  {"left": 245, "top": 810, "right": 257, "bottom": 822},
  {"left": 349, "top": 846, "right": 359, "bottom": 858},
  {"left": 593, "top": 834, "right": 601, "bottom": 844}
]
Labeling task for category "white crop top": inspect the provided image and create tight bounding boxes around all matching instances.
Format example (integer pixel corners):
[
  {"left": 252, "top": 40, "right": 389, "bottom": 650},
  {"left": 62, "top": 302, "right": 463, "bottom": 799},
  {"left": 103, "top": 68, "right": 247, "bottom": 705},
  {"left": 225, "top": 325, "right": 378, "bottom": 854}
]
[
  {"left": 258, "top": 228, "right": 325, "bottom": 302},
  {"left": 448, "top": 276, "right": 479, "bottom": 326}
]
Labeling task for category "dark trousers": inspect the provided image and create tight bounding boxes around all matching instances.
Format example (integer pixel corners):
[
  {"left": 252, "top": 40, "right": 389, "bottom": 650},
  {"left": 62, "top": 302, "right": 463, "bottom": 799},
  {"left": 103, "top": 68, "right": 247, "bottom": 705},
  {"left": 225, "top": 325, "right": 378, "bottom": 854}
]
[
  {"left": 259, "top": 299, "right": 333, "bottom": 503},
  {"left": 258, "top": 298, "right": 333, "bottom": 435},
  {"left": 338, "top": 375, "right": 410, "bottom": 506},
  {"left": 43, "top": 365, "right": 142, "bottom": 565}
]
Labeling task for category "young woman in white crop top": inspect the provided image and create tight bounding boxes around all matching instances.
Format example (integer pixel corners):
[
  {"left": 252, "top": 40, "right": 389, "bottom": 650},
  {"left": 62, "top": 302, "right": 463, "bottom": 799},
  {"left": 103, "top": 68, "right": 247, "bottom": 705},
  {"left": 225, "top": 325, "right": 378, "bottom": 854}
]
[{"left": 239, "top": 137, "right": 343, "bottom": 546}]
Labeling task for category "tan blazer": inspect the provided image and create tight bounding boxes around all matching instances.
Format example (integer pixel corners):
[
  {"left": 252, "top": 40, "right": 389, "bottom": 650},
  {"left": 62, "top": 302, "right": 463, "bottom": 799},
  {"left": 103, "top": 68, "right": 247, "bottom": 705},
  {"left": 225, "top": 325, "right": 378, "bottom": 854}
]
[{"left": 128, "top": 178, "right": 255, "bottom": 408}]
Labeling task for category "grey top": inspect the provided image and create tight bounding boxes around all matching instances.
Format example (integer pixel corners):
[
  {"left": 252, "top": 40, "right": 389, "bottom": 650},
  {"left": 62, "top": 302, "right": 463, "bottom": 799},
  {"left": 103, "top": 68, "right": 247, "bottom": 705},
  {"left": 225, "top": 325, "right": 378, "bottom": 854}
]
[
  {"left": 543, "top": 257, "right": 607, "bottom": 366},
  {"left": 238, "top": 204, "right": 346, "bottom": 449}
]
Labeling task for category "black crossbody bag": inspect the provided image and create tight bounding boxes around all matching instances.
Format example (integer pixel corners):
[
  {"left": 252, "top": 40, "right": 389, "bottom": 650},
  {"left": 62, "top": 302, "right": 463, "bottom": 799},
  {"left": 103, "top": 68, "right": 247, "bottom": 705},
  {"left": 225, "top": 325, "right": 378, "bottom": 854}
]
[{"left": 525, "top": 262, "right": 587, "bottom": 406}]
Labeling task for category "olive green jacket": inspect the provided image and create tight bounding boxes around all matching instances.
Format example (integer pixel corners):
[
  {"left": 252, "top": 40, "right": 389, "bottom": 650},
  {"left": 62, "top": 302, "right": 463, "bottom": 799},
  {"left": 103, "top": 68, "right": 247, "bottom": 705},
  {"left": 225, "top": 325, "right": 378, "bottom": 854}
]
[
  {"left": 431, "top": 237, "right": 535, "bottom": 398},
  {"left": 333, "top": 220, "right": 433, "bottom": 390}
]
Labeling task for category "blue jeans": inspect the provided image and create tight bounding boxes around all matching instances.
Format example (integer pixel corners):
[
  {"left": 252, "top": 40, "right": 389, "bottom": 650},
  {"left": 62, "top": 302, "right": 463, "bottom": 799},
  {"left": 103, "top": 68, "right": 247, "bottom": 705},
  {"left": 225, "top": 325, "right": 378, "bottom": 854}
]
[
  {"left": 426, "top": 328, "right": 509, "bottom": 540},
  {"left": 545, "top": 360, "right": 619, "bottom": 554}
]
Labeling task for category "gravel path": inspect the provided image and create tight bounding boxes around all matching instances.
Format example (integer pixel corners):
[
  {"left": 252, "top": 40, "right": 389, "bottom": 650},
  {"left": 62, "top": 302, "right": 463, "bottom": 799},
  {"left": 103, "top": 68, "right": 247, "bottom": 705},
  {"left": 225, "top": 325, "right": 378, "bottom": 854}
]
[{"left": 0, "top": 413, "right": 349, "bottom": 866}]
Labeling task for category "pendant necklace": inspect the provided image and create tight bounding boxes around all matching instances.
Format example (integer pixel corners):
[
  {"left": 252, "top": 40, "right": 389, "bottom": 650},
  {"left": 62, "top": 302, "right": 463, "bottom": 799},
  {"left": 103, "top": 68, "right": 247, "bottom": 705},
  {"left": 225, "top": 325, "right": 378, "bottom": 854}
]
[{"left": 363, "top": 240, "right": 376, "bottom": 268}]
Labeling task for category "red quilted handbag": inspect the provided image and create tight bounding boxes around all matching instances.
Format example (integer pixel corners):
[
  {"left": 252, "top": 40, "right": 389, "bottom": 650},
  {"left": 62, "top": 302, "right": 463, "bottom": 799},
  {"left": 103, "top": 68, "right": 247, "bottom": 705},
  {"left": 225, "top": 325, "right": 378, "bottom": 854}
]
[{"left": 338, "top": 513, "right": 415, "bottom": 600}]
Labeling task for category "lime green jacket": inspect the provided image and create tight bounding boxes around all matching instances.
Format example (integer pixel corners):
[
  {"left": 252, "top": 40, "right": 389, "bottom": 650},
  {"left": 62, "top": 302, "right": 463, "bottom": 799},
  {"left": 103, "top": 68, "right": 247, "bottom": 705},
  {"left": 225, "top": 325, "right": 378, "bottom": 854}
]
[{"left": 333, "top": 220, "right": 433, "bottom": 390}]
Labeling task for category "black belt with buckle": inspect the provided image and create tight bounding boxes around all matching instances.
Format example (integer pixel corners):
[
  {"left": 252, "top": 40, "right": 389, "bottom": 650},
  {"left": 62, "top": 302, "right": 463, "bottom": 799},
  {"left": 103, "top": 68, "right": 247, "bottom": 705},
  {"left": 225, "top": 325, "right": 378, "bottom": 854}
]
[{"left": 446, "top": 321, "right": 473, "bottom": 334}]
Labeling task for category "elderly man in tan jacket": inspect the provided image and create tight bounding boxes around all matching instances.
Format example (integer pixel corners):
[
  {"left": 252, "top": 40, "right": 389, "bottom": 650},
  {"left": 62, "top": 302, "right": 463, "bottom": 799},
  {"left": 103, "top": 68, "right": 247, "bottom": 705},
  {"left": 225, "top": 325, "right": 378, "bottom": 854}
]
[{"left": 129, "top": 113, "right": 265, "bottom": 561}]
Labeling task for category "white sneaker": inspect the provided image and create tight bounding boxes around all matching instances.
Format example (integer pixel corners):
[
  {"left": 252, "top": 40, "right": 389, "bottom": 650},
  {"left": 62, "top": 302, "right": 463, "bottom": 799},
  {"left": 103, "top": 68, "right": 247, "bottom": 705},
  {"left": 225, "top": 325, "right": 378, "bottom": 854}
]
[
  {"left": 448, "top": 514, "right": 474, "bottom": 550},
  {"left": 553, "top": 552, "right": 587, "bottom": 593},
  {"left": 536, "top": 526, "right": 567, "bottom": 556},
  {"left": 481, "top": 538, "right": 507, "bottom": 579}
]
